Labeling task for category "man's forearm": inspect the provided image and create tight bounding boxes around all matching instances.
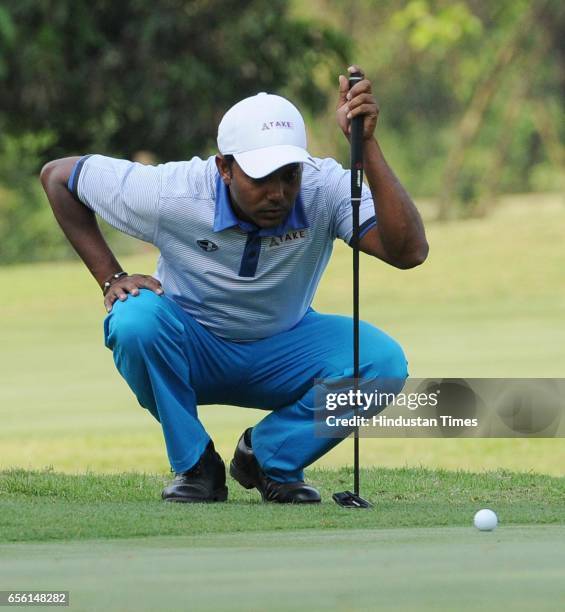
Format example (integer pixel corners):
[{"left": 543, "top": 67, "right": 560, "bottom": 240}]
[
  {"left": 364, "top": 138, "right": 428, "bottom": 267},
  {"left": 40, "top": 160, "right": 124, "bottom": 290}
]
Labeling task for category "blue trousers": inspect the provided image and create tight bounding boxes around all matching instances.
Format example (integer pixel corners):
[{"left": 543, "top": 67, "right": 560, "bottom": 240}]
[{"left": 104, "top": 290, "right": 408, "bottom": 482}]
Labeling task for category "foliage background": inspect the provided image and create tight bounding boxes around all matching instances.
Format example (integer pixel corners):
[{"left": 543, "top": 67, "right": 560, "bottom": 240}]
[{"left": 0, "top": 0, "right": 563, "bottom": 263}]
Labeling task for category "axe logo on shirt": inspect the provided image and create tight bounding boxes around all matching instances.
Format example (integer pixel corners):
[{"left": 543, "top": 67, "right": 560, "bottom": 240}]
[
  {"left": 197, "top": 239, "right": 219, "bottom": 252},
  {"left": 267, "top": 229, "right": 307, "bottom": 249}
]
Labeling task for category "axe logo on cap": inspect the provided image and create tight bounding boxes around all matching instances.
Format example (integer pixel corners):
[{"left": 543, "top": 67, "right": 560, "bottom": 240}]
[{"left": 261, "top": 121, "right": 294, "bottom": 131}]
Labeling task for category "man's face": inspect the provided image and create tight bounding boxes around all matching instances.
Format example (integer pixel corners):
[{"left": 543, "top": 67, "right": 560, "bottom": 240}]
[{"left": 216, "top": 156, "right": 302, "bottom": 228}]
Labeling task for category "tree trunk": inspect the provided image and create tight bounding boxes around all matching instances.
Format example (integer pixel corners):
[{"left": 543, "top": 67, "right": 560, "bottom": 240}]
[
  {"left": 437, "top": 4, "right": 543, "bottom": 220},
  {"left": 473, "top": 38, "right": 550, "bottom": 217},
  {"left": 530, "top": 100, "right": 565, "bottom": 174}
]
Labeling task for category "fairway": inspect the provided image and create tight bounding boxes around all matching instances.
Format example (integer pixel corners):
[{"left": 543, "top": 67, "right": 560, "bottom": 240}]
[
  {"left": 2, "top": 527, "right": 564, "bottom": 611},
  {"left": 1, "top": 195, "right": 564, "bottom": 476}
]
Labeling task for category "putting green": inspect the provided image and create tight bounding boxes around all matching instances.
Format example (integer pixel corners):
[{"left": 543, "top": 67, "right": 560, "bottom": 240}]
[{"left": 1, "top": 526, "right": 564, "bottom": 611}]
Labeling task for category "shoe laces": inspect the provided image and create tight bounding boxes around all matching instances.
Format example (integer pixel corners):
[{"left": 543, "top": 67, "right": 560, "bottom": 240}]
[{"left": 263, "top": 475, "right": 282, "bottom": 501}]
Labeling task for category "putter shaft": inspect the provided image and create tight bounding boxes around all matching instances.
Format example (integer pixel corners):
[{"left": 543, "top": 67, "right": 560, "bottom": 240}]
[{"left": 349, "top": 71, "right": 364, "bottom": 497}]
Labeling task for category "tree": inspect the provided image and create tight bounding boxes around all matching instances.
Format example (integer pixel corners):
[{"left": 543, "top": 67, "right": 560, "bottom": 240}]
[
  {"left": 0, "top": 0, "right": 349, "bottom": 162},
  {"left": 294, "top": 0, "right": 565, "bottom": 217},
  {"left": 0, "top": 0, "right": 348, "bottom": 263}
]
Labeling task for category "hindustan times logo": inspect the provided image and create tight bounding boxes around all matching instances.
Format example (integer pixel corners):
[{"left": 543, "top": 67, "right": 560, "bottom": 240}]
[
  {"left": 325, "top": 414, "right": 479, "bottom": 428},
  {"left": 325, "top": 389, "right": 440, "bottom": 412}
]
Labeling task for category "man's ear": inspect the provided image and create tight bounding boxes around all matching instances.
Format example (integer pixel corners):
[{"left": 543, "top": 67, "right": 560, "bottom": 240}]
[{"left": 215, "top": 155, "right": 232, "bottom": 184}]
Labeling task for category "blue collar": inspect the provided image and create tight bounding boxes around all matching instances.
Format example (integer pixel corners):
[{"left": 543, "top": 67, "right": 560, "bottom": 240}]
[{"left": 213, "top": 174, "right": 309, "bottom": 237}]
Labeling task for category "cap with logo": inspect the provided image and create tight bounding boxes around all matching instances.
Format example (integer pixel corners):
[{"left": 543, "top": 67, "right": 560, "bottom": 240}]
[{"left": 217, "top": 92, "right": 320, "bottom": 179}]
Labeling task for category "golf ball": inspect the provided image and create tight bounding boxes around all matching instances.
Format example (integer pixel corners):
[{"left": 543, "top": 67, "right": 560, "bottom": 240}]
[{"left": 474, "top": 508, "right": 498, "bottom": 531}]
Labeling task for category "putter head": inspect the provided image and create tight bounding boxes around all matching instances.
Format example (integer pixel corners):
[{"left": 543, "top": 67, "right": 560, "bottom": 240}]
[{"left": 332, "top": 491, "right": 373, "bottom": 509}]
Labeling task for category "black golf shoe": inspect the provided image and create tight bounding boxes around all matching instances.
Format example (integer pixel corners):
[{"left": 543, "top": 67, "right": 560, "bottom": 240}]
[
  {"left": 230, "top": 429, "right": 321, "bottom": 504},
  {"left": 162, "top": 440, "right": 228, "bottom": 503}
]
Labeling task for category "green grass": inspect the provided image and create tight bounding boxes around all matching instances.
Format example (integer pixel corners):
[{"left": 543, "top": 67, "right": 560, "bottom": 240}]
[
  {"left": 1, "top": 467, "right": 563, "bottom": 543},
  {"left": 1, "top": 197, "right": 564, "bottom": 611},
  {"left": 1, "top": 466, "right": 564, "bottom": 610},
  {"left": 1, "top": 195, "right": 564, "bottom": 475},
  {"left": 2, "top": 527, "right": 565, "bottom": 611}
]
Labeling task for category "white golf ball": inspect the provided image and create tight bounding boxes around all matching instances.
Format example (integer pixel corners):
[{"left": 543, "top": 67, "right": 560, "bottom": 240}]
[{"left": 474, "top": 509, "right": 498, "bottom": 531}]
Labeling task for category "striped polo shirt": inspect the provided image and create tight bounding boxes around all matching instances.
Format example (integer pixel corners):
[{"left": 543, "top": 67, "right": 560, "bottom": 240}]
[{"left": 69, "top": 154, "right": 376, "bottom": 341}]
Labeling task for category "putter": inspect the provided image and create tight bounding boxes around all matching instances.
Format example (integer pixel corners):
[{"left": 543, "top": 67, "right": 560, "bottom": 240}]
[{"left": 333, "top": 71, "right": 373, "bottom": 510}]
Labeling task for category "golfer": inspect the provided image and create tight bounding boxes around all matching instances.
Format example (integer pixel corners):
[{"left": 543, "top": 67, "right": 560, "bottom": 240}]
[{"left": 41, "top": 66, "right": 428, "bottom": 504}]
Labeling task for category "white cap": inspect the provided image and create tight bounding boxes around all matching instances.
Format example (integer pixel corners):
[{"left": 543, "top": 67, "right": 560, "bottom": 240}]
[{"left": 217, "top": 92, "right": 320, "bottom": 179}]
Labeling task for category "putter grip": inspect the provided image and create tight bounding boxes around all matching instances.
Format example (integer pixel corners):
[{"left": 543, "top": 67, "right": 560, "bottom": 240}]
[{"left": 349, "top": 71, "right": 364, "bottom": 200}]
